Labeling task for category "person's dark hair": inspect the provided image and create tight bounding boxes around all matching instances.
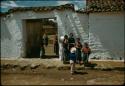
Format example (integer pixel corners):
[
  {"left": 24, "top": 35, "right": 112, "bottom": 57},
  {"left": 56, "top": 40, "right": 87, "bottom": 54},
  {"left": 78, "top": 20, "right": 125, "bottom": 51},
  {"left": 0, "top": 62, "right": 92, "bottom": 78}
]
[
  {"left": 69, "top": 33, "right": 73, "bottom": 37},
  {"left": 84, "top": 42, "right": 89, "bottom": 47},
  {"left": 71, "top": 44, "right": 75, "bottom": 48},
  {"left": 64, "top": 35, "right": 68, "bottom": 39},
  {"left": 76, "top": 38, "right": 80, "bottom": 41}
]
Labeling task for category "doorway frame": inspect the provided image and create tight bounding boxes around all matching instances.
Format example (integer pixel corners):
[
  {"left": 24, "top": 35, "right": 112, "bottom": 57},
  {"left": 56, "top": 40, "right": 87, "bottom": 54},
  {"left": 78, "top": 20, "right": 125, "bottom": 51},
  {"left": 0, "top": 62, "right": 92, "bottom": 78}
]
[{"left": 22, "top": 17, "right": 58, "bottom": 58}]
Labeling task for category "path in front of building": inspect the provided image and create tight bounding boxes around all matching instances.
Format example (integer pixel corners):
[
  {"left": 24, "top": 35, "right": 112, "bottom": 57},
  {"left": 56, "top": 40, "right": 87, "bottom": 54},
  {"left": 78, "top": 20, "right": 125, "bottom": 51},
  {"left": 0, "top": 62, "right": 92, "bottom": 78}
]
[{"left": 1, "top": 58, "right": 124, "bottom": 85}]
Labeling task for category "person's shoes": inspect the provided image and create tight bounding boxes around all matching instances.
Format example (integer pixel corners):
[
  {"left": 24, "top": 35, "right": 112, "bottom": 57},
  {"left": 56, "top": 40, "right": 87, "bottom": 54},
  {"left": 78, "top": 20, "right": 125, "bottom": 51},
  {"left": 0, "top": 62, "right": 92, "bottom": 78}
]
[
  {"left": 71, "top": 72, "right": 75, "bottom": 75},
  {"left": 71, "top": 71, "right": 75, "bottom": 75}
]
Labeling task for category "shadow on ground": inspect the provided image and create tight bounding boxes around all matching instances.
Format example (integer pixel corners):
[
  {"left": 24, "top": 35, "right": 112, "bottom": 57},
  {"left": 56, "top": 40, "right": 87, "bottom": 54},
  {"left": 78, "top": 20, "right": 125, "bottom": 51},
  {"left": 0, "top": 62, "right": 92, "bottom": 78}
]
[
  {"left": 41, "top": 55, "right": 59, "bottom": 59},
  {"left": 84, "top": 62, "right": 97, "bottom": 68},
  {"left": 74, "top": 71, "right": 88, "bottom": 75},
  {"left": 113, "top": 67, "right": 125, "bottom": 71}
]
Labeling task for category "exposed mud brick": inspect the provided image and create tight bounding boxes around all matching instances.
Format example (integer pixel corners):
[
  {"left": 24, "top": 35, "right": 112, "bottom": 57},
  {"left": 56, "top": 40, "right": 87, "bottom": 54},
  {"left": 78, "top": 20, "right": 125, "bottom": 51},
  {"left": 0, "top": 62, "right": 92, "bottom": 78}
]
[
  {"left": 19, "top": 65, "right": 29, "bottom": 70},
  {"left": 30, "top": 64, "right": 40, "bottom": 69}
]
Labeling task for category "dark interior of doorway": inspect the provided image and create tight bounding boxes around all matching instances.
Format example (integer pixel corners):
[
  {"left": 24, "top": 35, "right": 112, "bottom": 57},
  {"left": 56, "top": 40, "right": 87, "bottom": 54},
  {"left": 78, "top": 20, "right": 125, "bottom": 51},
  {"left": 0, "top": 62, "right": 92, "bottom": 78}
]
[{"left": 25, "top": 18, "right": 58, "bottom": 58}]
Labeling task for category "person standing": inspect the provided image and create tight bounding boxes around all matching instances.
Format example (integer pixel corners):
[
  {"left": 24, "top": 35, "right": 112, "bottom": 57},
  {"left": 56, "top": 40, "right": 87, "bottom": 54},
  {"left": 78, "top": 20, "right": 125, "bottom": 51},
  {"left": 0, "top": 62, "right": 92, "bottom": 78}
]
[
  {"left": 75, "top": 38, "right": 82, "bottom": 65},
  {"left": 53, "top": 34, "right": 59, "bottom": 55},
  {"left": 69, "top": 44, "right": 77, "bottom": 74},
  {"left": 82, "top": 42, "right": 91, "bottom": 64},
  {"left": 43, "top": 33, "right": 48, "bottom": 47},
  {"left": 68, "top": 33, "right": 75, "bottom": 51},
  {"left": 63, "top": 35, "right": 69, "bottom": 62},
  {"left": 40, "top": 35, "right": 45, "bottom": 58}
]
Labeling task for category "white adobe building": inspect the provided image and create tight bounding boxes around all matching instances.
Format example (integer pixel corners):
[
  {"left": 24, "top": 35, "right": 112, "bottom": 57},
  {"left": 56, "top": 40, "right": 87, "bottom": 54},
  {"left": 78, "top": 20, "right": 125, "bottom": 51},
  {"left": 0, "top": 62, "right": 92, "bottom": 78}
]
[{"left": 0, "top": 3, "right": 124, "bottom": 60}]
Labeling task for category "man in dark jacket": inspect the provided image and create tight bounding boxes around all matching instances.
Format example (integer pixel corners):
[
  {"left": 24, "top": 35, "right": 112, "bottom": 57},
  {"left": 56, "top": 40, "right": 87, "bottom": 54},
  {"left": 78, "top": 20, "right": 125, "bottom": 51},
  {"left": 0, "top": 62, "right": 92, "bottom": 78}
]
[{"left": 68, "top": 33, "right": 75, "bottom": 51}]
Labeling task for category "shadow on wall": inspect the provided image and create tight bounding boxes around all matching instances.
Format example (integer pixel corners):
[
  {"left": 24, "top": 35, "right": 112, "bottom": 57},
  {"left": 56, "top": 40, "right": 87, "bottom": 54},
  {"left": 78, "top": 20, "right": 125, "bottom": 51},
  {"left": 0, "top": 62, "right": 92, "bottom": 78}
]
[{"left": 1, "top": 19, "right": 12, "bottom": 40}]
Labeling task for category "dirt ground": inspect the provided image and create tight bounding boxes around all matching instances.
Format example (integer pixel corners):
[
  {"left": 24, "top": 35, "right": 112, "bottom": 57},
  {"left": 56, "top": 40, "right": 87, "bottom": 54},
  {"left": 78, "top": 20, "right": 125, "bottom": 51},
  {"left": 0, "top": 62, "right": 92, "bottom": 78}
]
[
  {"left": 1, "top": 57, "right": 124, "bottom": 85},
  {"left": 1, "top": 67, "right": 124, "bottom": 85}
]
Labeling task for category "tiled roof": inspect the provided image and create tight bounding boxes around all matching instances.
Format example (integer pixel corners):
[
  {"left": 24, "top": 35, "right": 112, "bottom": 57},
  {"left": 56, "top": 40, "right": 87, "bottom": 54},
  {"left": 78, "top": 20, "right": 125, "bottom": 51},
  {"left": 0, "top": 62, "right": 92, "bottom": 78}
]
[
  {"left": 0, "top": 1, "right": 124, "bottom": 17},
  {"left": 0, "top": 4, "right": 74, "bottom": 16},
  {"left": 86, "top": 0, "right": 125, "bottom": 12}
]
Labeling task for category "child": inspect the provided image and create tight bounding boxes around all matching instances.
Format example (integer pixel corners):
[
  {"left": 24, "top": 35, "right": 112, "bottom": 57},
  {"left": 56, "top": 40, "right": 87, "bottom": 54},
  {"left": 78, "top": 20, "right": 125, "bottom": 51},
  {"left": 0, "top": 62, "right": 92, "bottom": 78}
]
[
  {"left": 69, "top": 44, "right": 76, "bottom": 74},
  {"left": 75, "top": 38, "right": 82, "bottom": 65},
  {"left": 82, "top": 42, "right": 91, "bottom": 64}
]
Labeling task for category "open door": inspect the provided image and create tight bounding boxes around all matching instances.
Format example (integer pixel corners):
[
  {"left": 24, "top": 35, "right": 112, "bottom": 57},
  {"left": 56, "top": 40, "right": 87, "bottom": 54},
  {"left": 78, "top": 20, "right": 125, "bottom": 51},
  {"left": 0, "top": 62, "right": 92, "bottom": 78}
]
[
  {"left": 25, "top": 18, "right": 58, "bottom": 58},
  {"left": 42, "top": 18, "right": 58, "bottom": 58}
]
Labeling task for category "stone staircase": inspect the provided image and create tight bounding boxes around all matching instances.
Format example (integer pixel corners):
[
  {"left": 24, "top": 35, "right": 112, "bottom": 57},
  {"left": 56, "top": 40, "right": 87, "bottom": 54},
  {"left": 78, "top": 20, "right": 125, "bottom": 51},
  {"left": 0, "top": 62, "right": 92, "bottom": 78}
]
[
  {"left": 67, "top": 13, "right": 112, "bottom": 60},
  {"left": 68, "top": 13, "right": 89, "bottom": 43},
  {"left": 89, "top": 32, "right": 112, "bottom": 60},
  {"left": 54, "top": 11, "right": 113, "bottom": 60}
]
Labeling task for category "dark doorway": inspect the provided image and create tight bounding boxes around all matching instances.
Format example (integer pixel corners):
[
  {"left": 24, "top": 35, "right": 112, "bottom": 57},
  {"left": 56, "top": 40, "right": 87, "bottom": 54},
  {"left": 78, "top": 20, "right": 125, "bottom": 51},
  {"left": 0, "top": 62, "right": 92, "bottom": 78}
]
[{"left": 25, "top": 18, "right": 58, "bottom": 58}]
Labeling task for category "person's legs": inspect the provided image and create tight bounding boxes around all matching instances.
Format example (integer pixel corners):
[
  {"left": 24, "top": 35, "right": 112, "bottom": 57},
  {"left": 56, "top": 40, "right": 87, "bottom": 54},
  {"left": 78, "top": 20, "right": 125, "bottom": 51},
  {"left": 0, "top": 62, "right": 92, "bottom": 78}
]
[
  {"left": 54, "top": 44, "right": 56, "bottom": 53},
  {"left": 70, "top": 63, "right": 73, "bottom": 74},
  {"left": 84, "top": 54, "right": 88, "bottom": 64},
  {"left": 66, "top": 48, "right": 69, "bottom": 61},
  {"left": 64, "top": 48, "right": 69, "bottom": 61},
  {"left": 64, "top": 48, "right": 66, "bottom": 61},
  {"left": 40, "top": 49, "right": 42, "bottom": 58},
  {"left": 86, "top": 54, "right": 89, "bottom": 63},
  {"left": 76, "top": 48, "right": 79, "bottom": 63},
  {"left": 79, "top": 50, "right": 82, "bottom": 65},
  {"left": 79, "top": 50, "right": 82, "bottom": 61},
  {"left": 56, "top": 44, "right": 59, "bottom": 55},
  {"left": 42, "top": 47, "right": 45, "bottom": 56},
  {"left": 70, "top": 59, "right": 76, "bottom": 74},
  {"left": 73, "top": 63, "right": 75, "bottom": 72},
  {"left": 70, "top": 59, "right": 74, "bottom": 73},
  {"left": 77, "top": 49, "right": 82, "bottom": 64},
  {"left": 82, "top": 54, "right": 86, "bottom": 63}
]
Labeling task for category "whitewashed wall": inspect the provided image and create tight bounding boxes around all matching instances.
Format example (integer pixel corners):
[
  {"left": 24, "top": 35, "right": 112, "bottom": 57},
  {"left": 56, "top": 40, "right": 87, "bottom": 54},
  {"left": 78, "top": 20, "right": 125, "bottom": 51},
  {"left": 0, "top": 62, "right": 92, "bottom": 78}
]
[
  {"left": 1, "top": 11, "right": 55, "bottom": 58},
  {"left": 1, "top": 16, "right": 22, "bottom": 58},
  {"left": 89, "top": 12, "right": 124, "bottom": 60},
  {"left": 1, "top": 10, "right": 88, "bottom": 59},
  {"left": 1, "top": 10, "right": 124, "bottom": 60}
]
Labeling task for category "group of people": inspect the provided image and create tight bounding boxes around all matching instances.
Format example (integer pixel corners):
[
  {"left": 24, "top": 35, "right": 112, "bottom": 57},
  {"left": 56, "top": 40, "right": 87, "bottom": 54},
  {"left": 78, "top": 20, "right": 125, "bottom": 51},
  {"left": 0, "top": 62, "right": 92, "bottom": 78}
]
[
  {"left": 40, "top": 32, "right": 91, "bottom": 74},
  {"left": 62, "top": 33, "right": 91, "bottom": 74}
]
